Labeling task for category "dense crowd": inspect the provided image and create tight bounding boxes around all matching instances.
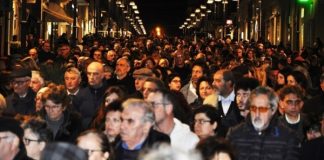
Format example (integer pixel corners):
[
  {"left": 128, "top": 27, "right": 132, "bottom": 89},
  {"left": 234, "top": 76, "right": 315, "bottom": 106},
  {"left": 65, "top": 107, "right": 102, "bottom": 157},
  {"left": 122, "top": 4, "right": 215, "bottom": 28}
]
[{"left": 0, "top": 34, "right": 324, "bottom": 160}]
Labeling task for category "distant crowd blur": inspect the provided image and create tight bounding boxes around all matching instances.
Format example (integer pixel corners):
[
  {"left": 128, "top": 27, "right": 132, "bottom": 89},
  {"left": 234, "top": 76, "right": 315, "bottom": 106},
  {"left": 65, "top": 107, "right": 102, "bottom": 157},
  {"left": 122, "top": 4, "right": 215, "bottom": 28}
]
[{"left": 0, "top": 34, "right": 324, "bottom": 160}]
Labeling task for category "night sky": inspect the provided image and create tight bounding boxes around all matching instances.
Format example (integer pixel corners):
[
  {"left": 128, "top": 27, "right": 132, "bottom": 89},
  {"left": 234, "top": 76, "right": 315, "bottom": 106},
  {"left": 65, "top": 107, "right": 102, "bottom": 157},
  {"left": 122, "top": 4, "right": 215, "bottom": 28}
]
[{"left": 136, "top": 0, "right": 189, "bottom": 36}]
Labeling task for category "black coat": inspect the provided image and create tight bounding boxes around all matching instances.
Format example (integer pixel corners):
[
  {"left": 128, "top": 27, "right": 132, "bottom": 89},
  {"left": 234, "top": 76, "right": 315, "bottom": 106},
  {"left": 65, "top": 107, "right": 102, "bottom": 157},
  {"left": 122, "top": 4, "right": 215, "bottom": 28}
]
[
  {"left": 217, "top": 101, "right": 244, "bottom": 137},
  {"left": 278, "top": 114, "right": 310, "bottom": 143},
  {"left": 5, "top": 88, "right": 36, "bottom": 115},
  {"left": 303, "top": 91, "right": 324, "bottom": 118},
  {"left": 114, "top": 128, "right": 170, "bottom": 160},
  {"left": 227, "top": 117, "right": 300, "bottom": 160},
  {"left": 73, "top": 82, "right": 108, "bottom": 129},
  {"left": 301, "top": 137, "right": 324, "bottom": 160},
  {"left": 107, "top": 74, "right": 135, "bottom": 94},
  {"left": 40, "top": 110, "right": 83, "bottom": 143}
]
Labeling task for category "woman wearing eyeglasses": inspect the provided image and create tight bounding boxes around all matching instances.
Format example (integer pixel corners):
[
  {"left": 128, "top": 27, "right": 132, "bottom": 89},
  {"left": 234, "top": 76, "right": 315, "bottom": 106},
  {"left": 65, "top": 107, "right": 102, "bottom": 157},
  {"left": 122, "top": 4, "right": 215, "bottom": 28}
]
[
  {"left": 193, "top": 105, "right": 222, "bottom": 140},
  {"left": 39, "top": 83, "right": 83, "bottom": 142},
  {"left": 22, "top": 117, "right": 53, "bottom": 160}
]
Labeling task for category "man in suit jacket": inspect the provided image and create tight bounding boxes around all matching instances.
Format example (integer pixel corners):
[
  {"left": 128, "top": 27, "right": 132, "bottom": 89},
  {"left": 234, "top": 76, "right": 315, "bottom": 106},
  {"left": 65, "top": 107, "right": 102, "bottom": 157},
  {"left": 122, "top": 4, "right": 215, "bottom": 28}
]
[{"left": 212, "top": 69, "right": 243, "bottom": 136}]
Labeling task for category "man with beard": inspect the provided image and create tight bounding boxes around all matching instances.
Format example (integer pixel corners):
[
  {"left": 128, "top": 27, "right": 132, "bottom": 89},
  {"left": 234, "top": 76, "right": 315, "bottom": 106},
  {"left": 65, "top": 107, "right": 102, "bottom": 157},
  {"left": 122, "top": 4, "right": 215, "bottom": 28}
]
[
  {"left": 227, "top": 86, "right": 300, "bottom": 160},
  {"left": 212, "top": 69, "right": 243, "bottom": 136},
  {"left": 108, "top": 57, "right": 135, "bottom": 94},
  {"left": 180, "top": 61, "right": 208, "bottom": 104}
]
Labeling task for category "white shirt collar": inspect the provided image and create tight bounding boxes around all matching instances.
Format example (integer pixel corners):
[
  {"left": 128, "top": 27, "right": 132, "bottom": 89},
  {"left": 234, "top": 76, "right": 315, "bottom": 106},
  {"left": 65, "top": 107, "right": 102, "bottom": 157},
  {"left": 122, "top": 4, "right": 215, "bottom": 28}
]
[
  {"left": 67, "top": 88, "right": 80, "bottom": 96},
  {"left": 189, "top": 81, "right": 198, "bottom": 97},
  {"left": 285, "top": 114, "right": 301, "bottom": 124},
  {"left": 219, "top": 90, "right": 235, "bottom": 102}
]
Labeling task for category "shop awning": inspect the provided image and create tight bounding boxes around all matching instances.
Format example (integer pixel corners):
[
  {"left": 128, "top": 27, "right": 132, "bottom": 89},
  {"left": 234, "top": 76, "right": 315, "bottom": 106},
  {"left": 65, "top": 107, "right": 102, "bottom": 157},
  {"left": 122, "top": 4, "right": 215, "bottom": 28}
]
[{"left": 42, "top": 2, "right": 73, "bottom": 24}]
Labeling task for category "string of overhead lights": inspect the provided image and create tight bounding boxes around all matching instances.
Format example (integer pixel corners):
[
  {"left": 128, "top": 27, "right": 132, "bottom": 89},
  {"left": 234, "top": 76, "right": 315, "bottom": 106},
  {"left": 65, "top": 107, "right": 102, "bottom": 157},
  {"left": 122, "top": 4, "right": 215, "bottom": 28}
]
[
  {"left": 179, "top": 0, "right": 237, "bottom": 31},
  {"left": 116, "top": 0, "right": 147, "bottom": 35}
]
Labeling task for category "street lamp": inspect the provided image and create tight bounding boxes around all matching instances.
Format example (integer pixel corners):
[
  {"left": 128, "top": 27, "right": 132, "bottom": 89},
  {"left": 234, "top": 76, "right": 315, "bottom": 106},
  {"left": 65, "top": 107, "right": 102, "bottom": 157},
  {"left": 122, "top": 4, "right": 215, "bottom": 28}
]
[
  {"left": 207, "top": 0, "right": 214, "bottom": 4},
  {"left": 129, "top": 1, "right": 135, "bottom": 6}
]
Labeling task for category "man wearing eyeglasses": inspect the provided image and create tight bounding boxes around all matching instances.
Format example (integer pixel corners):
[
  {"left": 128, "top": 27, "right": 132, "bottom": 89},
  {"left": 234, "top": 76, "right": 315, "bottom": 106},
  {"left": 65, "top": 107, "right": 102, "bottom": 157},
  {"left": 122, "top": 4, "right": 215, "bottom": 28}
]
[
  {"left": 227, "top": 86, "right": 300, "bottom": 160},
  {"left": 22, "top": 118, "right": 53, "bottom": 160},
  {"left": 278, "top": 85, "right": 310, "bottom": 142},
  {"left": 6, "top": 67, "right": 36, "bottom": 115}
]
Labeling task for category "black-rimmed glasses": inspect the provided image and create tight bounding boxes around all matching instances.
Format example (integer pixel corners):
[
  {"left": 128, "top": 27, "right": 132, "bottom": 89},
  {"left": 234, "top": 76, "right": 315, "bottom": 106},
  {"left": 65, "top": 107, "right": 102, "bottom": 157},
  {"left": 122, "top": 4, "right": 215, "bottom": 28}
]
[
  {"left": 193, "top": 119, "right": 211, "bottom": 125},
  {"left": 0, "top": 136, "right": 12, "bottom": 143},
  {"left": 23, "top": 137, "right": 40, "bottom": 145},
  {"left": 83, "top": 149, "right": 103, "bottom": 156},
  {"left": 11, "top": 80, "right": 29, "bottom": 86},
  {"left": 149, "top": 102, "right": 170, "bottom": 108}
]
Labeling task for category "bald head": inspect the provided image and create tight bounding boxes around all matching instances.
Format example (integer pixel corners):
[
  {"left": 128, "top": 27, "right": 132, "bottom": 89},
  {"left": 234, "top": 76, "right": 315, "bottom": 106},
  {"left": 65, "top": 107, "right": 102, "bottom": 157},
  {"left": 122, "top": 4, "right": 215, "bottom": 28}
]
[{"left": 87, "top": 62, "right": 104, "bottom": 87}]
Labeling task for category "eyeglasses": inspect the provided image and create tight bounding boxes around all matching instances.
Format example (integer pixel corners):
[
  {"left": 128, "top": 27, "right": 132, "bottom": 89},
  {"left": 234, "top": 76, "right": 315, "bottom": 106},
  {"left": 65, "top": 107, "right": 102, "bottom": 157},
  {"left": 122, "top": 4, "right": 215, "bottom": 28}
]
[
  {"left": 106, "top": 118, "right": 121, "bottom": 123},
  {"left": 250, "top": 105, "right": 270, "bottom": 113},
  {"left": 148, "top": 101, "right": 170, "bottom": 108},
  {"left": 44, "top": 104, "right": 62, "bottom": 110},
  {"left": 11, "top": 80, "right": 29, "bottom": 86},
  {"left": 285, "top": 99, "right": 302, "bottom": 106},
  {"left": 23, "top": 137, "right": 40, "bottom": 145},
  {"left": 121, "top": 118, "right": 136, "bottom": 125},
  {"left": 83, "top": 149, "right": 103, "bottom": 156},
  {"left": 194, "top": 119, "right": 211, "bottom": 125},
  {"left": 0, "top": 136, "right": 12, "bottom": 143},
  {"left": 171, "top": 80, "right": 181, "bottom": 83},
  {"left": 143, "top": 87, "right": 158, "bottom": 93}
]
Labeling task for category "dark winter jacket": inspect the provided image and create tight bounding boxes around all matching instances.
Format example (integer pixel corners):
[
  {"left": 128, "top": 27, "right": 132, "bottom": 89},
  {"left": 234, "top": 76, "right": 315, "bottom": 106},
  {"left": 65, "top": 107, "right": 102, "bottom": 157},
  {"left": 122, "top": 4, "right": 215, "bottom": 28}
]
[
  {"left": 227, "top": 116, "right": 300, "bottom": 160},
  {"left": 114, "top": 128, "right": 170, "bottom": 160},
  {"left": 40, "top": 110, "right": 83, "bottom": 143},
  {"left": 73, "top": 82, "right": 108, "bottom": 129},
  {"left": 5, "top": 88, "right": 36, "bottom": 115}
]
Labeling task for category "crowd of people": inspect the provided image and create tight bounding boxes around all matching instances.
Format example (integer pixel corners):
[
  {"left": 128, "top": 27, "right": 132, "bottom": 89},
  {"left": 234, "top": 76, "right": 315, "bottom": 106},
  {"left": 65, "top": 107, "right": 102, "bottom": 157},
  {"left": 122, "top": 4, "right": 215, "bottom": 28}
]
[{"left": 0, "top": 34, "right": 324, "bottom": 160}]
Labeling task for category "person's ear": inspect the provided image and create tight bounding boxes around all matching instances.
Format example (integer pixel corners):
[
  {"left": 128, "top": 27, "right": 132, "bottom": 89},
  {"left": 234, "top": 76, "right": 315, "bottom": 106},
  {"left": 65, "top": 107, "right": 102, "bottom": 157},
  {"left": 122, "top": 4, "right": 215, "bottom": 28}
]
[
  {"left": 212, "top": 122, "right": 217, "bottom": 130},
  {"left": 103, "top": 151, "right": 110, "bottom": 159},
  {"left": 143, "top": 122, "right": 153, "bottom": 134},
  {"left": 279, "top": 100, "right": 285, "bottom": 112},
  {"left": 165, "top": 104, "right": 173, "bottom": 115},
  {"left": 11, "top": 135, "right": 20, "bottom": 151},
  {"left": 271, "top": 106, "right": 277, "bottom": 116},
  {"left": 39, "top": 141, "right": 46, "bottom": 151},
  {"left": 300, "top": 101, "right": 304, "bottom": 109}
]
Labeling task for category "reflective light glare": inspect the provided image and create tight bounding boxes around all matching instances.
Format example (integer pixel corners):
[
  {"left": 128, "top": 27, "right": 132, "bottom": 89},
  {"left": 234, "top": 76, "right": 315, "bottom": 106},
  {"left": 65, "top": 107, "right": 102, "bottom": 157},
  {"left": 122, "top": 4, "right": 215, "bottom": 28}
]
[
  {"left": 207, "top": 0, "right": 214, "bottom": 4},
  {"left": 129, "top": 1, "right": 135, "bottom": 6}
]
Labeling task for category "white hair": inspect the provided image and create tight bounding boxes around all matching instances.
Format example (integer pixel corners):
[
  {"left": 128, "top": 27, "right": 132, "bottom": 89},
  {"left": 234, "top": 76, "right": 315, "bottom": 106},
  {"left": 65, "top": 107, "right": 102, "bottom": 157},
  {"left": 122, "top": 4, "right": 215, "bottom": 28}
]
[{"left": 31, "top": 71, "right": 45, "bottom": 86}]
